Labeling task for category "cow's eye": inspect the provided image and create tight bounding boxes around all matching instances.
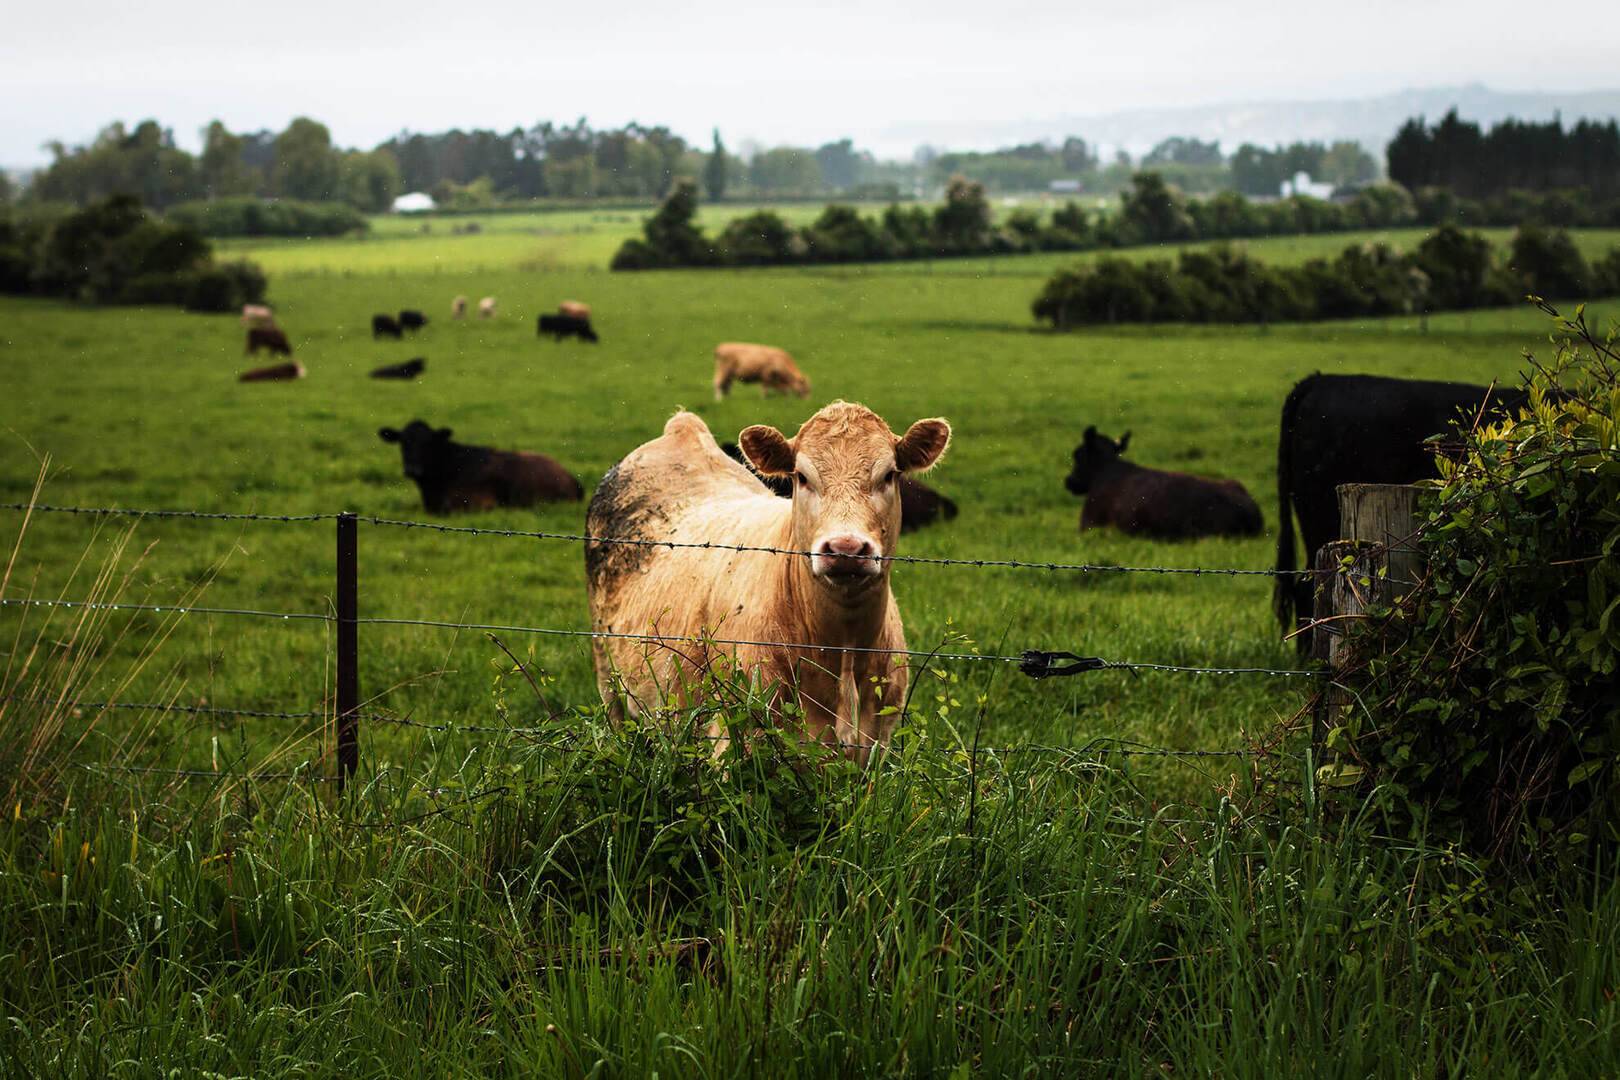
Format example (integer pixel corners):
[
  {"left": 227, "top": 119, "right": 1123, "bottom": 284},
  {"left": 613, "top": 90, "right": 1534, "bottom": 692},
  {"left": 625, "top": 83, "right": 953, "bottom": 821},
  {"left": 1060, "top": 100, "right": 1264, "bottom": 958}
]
[
  {"left": 882, "top": 469, "right": 900, "bottom": 486},
  {"left": 794, "top": 471, "right": 810, "bottom": 487}
]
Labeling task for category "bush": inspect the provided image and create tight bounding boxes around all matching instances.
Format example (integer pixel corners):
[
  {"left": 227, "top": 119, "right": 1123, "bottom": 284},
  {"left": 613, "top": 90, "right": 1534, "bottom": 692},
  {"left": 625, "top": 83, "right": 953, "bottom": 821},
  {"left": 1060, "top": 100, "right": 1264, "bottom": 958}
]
[
  {"left": 167, "top": 197, "right": 367, "bottom": 237},
  {"left": 1508, "top": 226, "right": 1590, "bottom": 298},
  {"left": 802, "top": 205, "right": 891, "bottom": 263},
  {"left": 1415, "top": 225, "right": 1494, "bottom": 310},
  {"left": 1334, "top": 307, "right": 1620, "bottom": 864},
  {"left": 611, "top": 179, "right": 712, "bottom": 270},
  {"left": 716, "top": 211, "right": 803, "bottom": 265}
]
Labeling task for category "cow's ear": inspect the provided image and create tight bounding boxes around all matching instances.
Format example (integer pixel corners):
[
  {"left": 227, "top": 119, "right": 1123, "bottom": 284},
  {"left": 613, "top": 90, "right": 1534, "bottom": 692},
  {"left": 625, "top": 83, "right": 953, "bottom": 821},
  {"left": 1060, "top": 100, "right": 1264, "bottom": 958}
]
[
  {"left": 896, "top": 418, "right": 951, "bottom": 474},
  {"left": 1082, "top": 425, "right": 1098, "bottom": 446},
  {"left": 1117, "top": 431, "right": 1131, "bottom": 454},
  {"left": 379, "top": 427, "right": 400, "bottom": 443},
  {"left": 435, "top": 427, "right": 453, "bottom": 441},
  {"left": 739, "top": 425, "right": 795, "bottom": 476}
]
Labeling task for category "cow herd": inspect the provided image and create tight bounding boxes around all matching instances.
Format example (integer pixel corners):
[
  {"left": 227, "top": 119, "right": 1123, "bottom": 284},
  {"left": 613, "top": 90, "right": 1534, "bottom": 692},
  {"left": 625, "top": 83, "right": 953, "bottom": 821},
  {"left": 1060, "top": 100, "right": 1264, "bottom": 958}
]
[{"left": 229, "top": 292, "right": 1518, "bottom": 758}]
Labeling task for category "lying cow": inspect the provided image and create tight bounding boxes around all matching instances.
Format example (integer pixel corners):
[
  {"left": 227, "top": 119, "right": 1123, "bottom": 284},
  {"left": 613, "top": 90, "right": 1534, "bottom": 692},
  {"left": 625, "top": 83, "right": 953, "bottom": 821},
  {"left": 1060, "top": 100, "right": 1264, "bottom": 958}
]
[
  {"left": 239, "top": 360, "right": 305, "bottom": 382},
  {"left": 378, "top": 420, "right": 582, "bottom": 513},
  {"left": 478, "top": 297, "right": 497, "bottom": 319},
  {"left": 399, "top": 310, "right": 428, "bottom": 332},
  {"left": 1066, "top": 427, "right": 1262, "bottom": 539},
  {"left": 558, "top": 300, "right": 591, "bottom": 320},
  {"left": 370, "top": 358, "right": 425, "bottom": 380},
  {"left": 586, "top": 402, "right": 951, "bottom": 761},
  {"left": 451, "top": 295, "right": 468, "bottom": 319},
  {"left": 240, "top": 304, "right": 274, "bottom": 329},
  {"left": 1274, "top": 373, "right": 1524, "bottom": 644},
  {"left": 537, "top": 313, "right": 599, "bottom": 342},
  {"left": 713, "top": 343, "right": 811, "bottom": 401},
  {"left": 245, "top": 327, "right": 292, "bottom": 355},
  {"left": 721, "top": 441, "right": 958, "bottom": 533},
  {"left": 372, "top": 314, "right": 403, "bottom": 339}
]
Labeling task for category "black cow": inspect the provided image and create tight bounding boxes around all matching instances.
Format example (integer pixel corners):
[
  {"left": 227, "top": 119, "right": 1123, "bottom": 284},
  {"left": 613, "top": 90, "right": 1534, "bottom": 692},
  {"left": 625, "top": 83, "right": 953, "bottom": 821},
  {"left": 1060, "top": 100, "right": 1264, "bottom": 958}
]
[
  {"left": 1066, "top": 427, "right": 1262, "bottom": 539},
  {"left": 399, "top": 310, "right": 428, "bottom": 332},
  {"left": 378, "top": 420, "right": 583, "bottom": 514},
  {"left": 1273, "top": 373, "right": 1524, "bottom": 644},
  {"left": 719, "top": 441, "right": 958, "bottom": 533},
  {"left": 372, "top": 314, "right": 403, "bottom": 339},
  {"left": 245, "top": 326, "right": 292, "bottom": 355},
  {"left": 538, "top": 314, "right": 599, "bottom": 343},
  {"left": 370, "top": 358, "right": 425, "bottom": 380}
]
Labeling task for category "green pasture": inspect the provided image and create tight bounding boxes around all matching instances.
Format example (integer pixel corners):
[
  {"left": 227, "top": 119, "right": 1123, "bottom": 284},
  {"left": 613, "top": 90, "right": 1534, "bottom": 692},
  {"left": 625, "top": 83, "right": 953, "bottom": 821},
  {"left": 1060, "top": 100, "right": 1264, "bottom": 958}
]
[{"left": 5, "top": 221, "right": 1620, "bottom": 1075}]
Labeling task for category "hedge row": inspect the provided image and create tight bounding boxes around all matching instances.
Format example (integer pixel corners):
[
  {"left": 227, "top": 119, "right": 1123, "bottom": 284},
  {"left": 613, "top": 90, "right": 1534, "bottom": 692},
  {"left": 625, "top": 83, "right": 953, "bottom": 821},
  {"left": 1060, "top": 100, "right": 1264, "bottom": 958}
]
[
  {"left": 0, "top": 196, "right": 268, "bottom": 312},
  {"left": 1032, "top": 227, "right": 1620, "bottom": 329},
  {"left": 166, "top": 197, "right": 368, "bottom": 238}
]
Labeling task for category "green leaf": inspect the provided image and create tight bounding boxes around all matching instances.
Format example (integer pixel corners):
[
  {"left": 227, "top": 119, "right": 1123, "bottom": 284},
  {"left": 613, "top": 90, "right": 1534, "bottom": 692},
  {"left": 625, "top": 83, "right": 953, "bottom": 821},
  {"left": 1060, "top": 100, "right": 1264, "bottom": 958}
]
[{"left": 1567, "top": 760, "right": 1604, "bottom": 787}]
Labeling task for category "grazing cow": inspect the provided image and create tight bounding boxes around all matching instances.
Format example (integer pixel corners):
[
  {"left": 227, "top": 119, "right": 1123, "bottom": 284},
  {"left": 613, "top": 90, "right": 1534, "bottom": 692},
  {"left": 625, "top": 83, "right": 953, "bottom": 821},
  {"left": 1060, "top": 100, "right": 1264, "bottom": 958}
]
[
  {"left": 1066, "top": 427, "right": 1262, "bottom": 539},
  {"left": 372, "top": 314, "right": 403, "bottom": 339},
  {"left": 537, "top": 313, "right": 599, "bottom": 343},
  {"left": 370, "top": 358, "right": 426, "bottom": 380},
  {"left": 239, "top": 360, "right": 305, "bottom": 382},
  {"left": 1274, "top": 373, "right": 1524, "bottom": 643},
  {"left": 398, "top": 310, "right": 428, "bottom": 332},
  {"left": 558, "top": 300, "right": 591, "bottom": 320},
  {"left": 586, "top": 402, "right": 951, "bottom": 761},
  {"left": 721, "top": 441, "right": 959, "bottom": 534},
  {"left": 478, "top": 297, "right": 497, "bottom": 319},
  {"left": 378, "top": 420, "right": 583, "bottom": 513},
  {"left": 713, "top": 343, "right": 811, "bottom": 401},
  {"left": 245, "top": 326, "right": 292, "bottom": 356},
  {"left": 451, "top": 295, "right": 468, "bottom": 319},
  {"left": 240, "top": 304, "right": 274, "bottom": 329}
]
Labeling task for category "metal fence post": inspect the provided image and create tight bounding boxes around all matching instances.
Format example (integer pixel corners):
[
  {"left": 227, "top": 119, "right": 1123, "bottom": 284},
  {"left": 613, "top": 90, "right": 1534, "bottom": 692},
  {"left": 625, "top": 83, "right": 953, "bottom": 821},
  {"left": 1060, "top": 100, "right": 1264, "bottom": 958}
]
[{"left": 336, "top": 512, "right": 359, "bottom": 789}]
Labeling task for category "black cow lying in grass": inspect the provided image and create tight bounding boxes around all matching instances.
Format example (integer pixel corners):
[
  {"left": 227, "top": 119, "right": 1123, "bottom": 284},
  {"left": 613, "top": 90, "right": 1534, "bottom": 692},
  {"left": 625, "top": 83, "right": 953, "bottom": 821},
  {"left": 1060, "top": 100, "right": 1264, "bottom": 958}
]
[
  {"left": 720, "top": 441, "right": 958, "bottom": 534},
  {"left": 239, "top": 360, "right": 305, "bottom": 382},
  {"left": 378, "top": 420, "right": 583, "bottom": 513},
  {"left": 1273, "top": 373, "right": 1526, "bottom": 646},
  {"left": 372, "top": 314, "right": 403, "bottom": 339},
  {"left": 538, "top": 313, "right": 599, "bottom": 342},
  {"left": 399, "top": 310, "right": 428, "bottom": 332},
  {"left": 1066, "top": 427, "right": 1262, "bottom": 539},
  {"left": 370, "top": 358, "right": 425, "bottom": 380},
  {"left": 245, "top": 327, "right": 292, "bottom": 355}
]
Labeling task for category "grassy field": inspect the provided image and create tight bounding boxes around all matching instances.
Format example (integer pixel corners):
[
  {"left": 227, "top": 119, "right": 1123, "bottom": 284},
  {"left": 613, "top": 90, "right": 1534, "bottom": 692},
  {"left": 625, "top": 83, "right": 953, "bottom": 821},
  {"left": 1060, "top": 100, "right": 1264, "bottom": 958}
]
[{"left": 3, "top": 220, "right": 1619, "bottom": 1074}]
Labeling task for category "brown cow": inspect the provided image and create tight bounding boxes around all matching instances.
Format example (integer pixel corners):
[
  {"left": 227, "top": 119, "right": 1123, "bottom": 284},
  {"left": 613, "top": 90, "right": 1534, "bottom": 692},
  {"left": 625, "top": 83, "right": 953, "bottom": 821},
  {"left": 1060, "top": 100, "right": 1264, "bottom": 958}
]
[
  {"left": 713, "top": 343, "right": 811, "bottom": 401},
  {"left": 240, "top": 304, "right": 274, "bottom": 329},
  {"left": 378, "top": 420, "right": 582, "bottom": 513},
  {"left": 239, "top": 360, "right": 305, "bottom": 382},
  {"left": 451, "top": 295, "right": 468, "bottom": 319},
  {"left": 558, "top": 300, "right": 591, "bottom": 320},
  {"left": 245, "top": 327, "right": 292, "bottom": 355},
  {"left": 586, "top": 402, "right": 950, "bottom": 762},
  {"left": 1065, "top": 427, "right": 1262, "bottom": 539}
]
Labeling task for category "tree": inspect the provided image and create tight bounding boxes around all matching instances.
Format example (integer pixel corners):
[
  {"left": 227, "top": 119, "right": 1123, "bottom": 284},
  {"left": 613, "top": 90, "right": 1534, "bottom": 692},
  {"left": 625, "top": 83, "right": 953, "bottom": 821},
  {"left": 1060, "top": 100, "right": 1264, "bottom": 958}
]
[
  {"left": 1119, "top": 172, "right": 1196, "bottom": 243},
  {"left": 339, "top": 149, "right": 402, "bottom": 212},
  {"left": 272, "top": 117, "right": 341, "bottom": 201},
  {"left": 932, "top": 175, "right": 991, "bottom": 251},
  {"left": 1144, "top": 136, "right": 1222, "bottom": 167},
  {"left": 1320, "top": 141, "right": 1378, "bottom": 186},
  {"left": 1060, "top": 136, "right": 1096, "bottom": 173},
  {"left": 0, "top": 170, "right": 13, "bottom": 205},
  {"left": 814, "top": 139, "right": 860, "bottom": 191},
  {"left": 748, "top": 148, "right": 821, "bottom": 195},
  {"left": 198, "top": 121, "right": 255, "bottom": 198},
  {"left": 704, "top": 129, "right": 728, "bottom": 201}
]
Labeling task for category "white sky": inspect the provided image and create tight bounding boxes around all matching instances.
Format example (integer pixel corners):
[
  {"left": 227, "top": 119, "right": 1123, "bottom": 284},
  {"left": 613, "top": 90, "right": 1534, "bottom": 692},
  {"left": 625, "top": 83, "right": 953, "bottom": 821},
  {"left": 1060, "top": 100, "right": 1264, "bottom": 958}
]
[{"left": 3, "top": 0, "right": 1614, "bottom": 166}]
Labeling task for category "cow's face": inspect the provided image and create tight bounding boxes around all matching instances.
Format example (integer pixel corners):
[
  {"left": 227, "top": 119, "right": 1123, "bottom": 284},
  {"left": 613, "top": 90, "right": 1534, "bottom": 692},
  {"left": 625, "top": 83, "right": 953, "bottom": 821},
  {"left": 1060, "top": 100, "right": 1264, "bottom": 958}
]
[
  {"left": 791, "top": 373, "right": 812, "bottom": 399},
  {"left": 379, "top": 420, "right": 452, "bottom": 480},
  {"left": 741, "top": 402, "right": 950, "bottom": 598},
  {"left": 1066, "top": 426, "right": 1130, "bottom": 495}
]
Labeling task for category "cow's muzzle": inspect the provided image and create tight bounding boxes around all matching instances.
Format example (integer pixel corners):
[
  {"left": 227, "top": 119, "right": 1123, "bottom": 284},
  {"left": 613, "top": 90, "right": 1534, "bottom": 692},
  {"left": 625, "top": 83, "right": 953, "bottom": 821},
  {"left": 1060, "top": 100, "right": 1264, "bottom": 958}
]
[{"left": 811, "top": 534, "right": 882, "bottom": 583}]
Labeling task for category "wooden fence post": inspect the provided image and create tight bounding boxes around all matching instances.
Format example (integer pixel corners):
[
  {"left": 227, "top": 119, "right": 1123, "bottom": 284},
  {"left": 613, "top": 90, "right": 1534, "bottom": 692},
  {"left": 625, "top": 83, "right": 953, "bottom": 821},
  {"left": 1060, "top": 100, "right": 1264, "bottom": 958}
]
[
  {"left": 336, "top": 512, "right": 359, "bottom": 789},
  {"left": 1311, "top": 484, "right": 1424, "bottom": 759}
]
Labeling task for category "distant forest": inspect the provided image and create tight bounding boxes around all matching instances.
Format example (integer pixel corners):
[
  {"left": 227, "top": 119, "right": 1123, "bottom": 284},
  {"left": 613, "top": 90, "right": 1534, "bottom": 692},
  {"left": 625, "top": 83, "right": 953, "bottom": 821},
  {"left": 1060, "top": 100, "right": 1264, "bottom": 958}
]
[{"left": 2, "top": 108, "right": 1616, "bottom": 216}]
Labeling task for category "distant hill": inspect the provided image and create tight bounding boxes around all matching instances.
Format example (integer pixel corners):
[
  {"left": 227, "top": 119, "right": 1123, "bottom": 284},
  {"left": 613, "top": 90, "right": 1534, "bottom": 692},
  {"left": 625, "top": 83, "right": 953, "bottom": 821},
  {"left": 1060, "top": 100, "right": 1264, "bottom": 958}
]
[{"left": 879, "top": 84, "right": 1620, "bottom": 160}]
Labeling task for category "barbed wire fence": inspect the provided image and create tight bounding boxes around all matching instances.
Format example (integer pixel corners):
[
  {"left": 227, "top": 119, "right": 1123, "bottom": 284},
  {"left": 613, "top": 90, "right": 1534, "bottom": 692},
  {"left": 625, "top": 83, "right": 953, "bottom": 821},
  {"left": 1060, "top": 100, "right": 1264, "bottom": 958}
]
[{"left": 0, "top": 501, "right": 1323, "bottom": 791}]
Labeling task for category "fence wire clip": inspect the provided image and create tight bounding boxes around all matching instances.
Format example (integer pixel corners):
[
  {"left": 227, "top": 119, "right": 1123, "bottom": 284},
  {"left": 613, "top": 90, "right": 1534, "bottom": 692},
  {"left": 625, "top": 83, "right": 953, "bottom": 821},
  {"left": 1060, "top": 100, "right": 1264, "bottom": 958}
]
[{"left": 1018, "top": 651, "right": 1109, "bottom": 679}]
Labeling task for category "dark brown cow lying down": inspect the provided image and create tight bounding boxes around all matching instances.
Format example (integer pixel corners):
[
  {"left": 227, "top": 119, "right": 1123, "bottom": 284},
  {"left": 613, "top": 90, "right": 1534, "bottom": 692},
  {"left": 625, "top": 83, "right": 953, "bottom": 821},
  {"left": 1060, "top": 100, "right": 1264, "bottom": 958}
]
[
  {"left": 239, "top": 360, "right": 305, "bottom": 382},
  {"left": 720, "top": 441, "right": 958, "bottom": 533},
  {"left": 378, "top": 420, "right": 582, "bottom": 513},
  {"left": 1066, "top": 427, "right": 1261, "bottom": 539}
]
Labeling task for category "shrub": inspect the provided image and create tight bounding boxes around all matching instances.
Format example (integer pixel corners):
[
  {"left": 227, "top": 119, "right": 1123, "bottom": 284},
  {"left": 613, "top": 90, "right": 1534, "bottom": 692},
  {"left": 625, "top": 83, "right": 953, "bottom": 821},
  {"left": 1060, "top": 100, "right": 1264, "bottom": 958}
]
[
  {"left": 167, "top": 197, "right": 366, "bottom": 237},
  {"left": 1118, "top": 172, "right": 1196, "bottom": 244},
  {"left": 1415, "top": 225, "right": 1494, "bottom": 310},
  {"left": 716, "top": 210, "right": 802, "bottom": 265},
  {"left": 802, "top": 205, "right": 891, "bottom": 263},
  {"left": 611, "top": 178, "right": 712, "bottom": 270},
  {"left": 1333, "top": 306, "right": 1620, "bottom": 864},
  {"left": 1032, "top": 257, "right": 1157, "bottom": 327},
  {"left": 1508, "top": 226, "right": 1590, "bottom": 298},
  {"left": 932, "top": 175, "right": 993, "bottom": 254}
]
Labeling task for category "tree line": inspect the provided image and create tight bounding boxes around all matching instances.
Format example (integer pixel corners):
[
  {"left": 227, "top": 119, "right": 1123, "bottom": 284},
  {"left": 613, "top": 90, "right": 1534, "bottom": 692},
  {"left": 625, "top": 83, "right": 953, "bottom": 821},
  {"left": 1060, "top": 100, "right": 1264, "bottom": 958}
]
[
  {"left": 1032, "top": 225, "right": 1620, "bottom": 329},
  {"left": 1388, "top": 110, "right": 1620, "bottom": 198}
]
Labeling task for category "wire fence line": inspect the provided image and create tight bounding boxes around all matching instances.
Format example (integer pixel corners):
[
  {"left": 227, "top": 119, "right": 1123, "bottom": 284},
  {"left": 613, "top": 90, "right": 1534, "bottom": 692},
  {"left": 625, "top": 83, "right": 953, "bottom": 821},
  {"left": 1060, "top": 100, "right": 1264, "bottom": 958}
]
[
  {"left": 0, "top": 501, "right": 1313, "bottom": 579},
  {"left": 0, "top": 596, "right": 1316, "bottom": 679}
]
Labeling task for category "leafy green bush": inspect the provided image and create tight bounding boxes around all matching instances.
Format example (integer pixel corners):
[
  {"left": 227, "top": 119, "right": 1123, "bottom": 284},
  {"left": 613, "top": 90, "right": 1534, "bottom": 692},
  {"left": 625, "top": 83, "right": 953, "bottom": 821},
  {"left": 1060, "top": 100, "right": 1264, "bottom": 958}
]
[
  {"left": 716, "top": 210, "right": 803, "bottom": 264},
  {"left": 611, "top": 178, "right": 713, "bottom": 270},
  {"left": 1332, "top": 307, "right": 1620, "bottom": 864},
  {"left": 1508, "top": 226, "right": 1591, "bottom": 298},
  {"left": 167, "top": 197, "right": 367, "bottom": 237}
]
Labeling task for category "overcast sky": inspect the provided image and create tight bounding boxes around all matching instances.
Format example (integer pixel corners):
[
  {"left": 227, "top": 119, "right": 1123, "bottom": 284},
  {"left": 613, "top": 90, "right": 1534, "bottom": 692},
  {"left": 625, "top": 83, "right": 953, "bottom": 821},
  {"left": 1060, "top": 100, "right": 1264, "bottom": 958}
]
[{"left": 3, "top": 0, "right": 1615, "bottom": 166}]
